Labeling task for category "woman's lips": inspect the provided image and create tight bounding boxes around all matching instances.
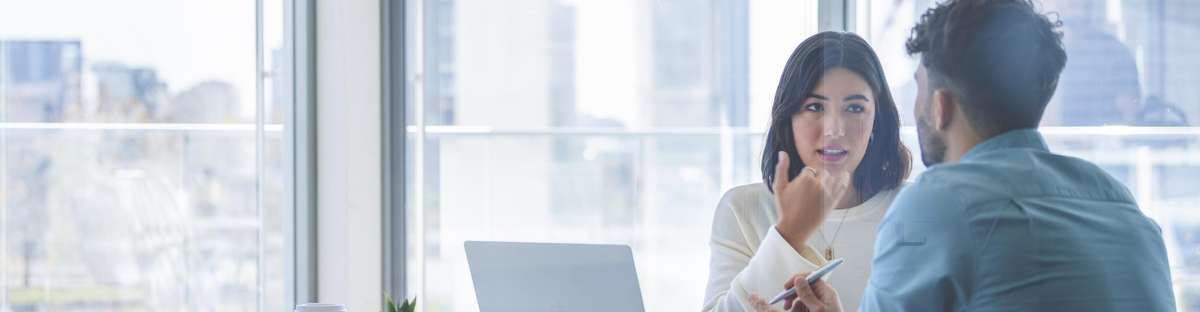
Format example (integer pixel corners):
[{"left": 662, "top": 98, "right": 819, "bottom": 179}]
[{"left": 817, "top": 147, "right": 848, "bottom": 163}]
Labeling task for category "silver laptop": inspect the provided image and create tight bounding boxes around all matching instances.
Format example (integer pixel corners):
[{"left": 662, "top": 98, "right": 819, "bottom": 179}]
[{"left": 465, "top": 241, "right": 646, "bottom": 312}]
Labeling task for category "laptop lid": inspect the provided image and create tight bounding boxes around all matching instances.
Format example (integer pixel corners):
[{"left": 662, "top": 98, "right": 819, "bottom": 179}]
[{"left": 464, "top": 241, "right": 646, "bottom": 312}]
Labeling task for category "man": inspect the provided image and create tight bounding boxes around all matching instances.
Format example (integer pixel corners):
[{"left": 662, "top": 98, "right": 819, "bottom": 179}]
[{"left": 772, "top": 0, "right": 1176, "bottom": 311}]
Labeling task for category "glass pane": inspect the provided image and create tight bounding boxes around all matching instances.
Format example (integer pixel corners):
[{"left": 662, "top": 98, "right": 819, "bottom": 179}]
[
  {"left": 410, "top": 1, "right": 817, "bottom": 310},
  {"left": 415, "top": 0, "right": 816, "bottom": 130},
  {"left": 419, "top": 135, "right": 724, "bottom": 311},
  {"left": 865, "top": 0, "right": 1198, "bottom": 127},
  {"left": 1, "top": 0, "right": 290, "bottom": 310},
  {"left": 864, "top": 0, "right": 1200, "bottom": 309},
  {"left": 1042, "top": 0, "right": 1195, "bottom": 127}
]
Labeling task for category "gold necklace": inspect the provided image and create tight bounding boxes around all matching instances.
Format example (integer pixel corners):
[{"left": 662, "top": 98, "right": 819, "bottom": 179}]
[{"left": 818, "top": 200, "right": 854, "bottom": 261}]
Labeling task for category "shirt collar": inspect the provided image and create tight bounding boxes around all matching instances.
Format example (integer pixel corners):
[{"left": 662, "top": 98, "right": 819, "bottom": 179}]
[{"left": 961, "top": 128, "right": 1049, "bottom": 161}]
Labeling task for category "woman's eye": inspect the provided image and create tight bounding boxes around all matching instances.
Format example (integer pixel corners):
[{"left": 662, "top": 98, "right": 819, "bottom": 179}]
[
  {"left": 846, "top": 104, "right": 865, "bottom": 113},
  {"left": 803, "top": 103, "right": 824, "bottom": 112}
]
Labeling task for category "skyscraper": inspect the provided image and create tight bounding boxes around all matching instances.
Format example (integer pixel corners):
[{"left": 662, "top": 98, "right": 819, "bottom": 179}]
[{"left": 1, "top": 40, "right": 82, "bottom": 122}]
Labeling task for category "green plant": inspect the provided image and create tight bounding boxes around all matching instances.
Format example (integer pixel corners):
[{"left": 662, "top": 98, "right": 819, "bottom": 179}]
[{"left": 384, "top": 293, "right": 417, "bottom": 312}]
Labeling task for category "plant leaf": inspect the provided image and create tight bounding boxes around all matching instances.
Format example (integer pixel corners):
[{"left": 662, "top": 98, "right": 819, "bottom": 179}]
[
  {"left": 384, "top": 292, "right": 397, "bottom": 312},
  {"left": 400, "top": 297, "right": 417, "bottom": 312}
]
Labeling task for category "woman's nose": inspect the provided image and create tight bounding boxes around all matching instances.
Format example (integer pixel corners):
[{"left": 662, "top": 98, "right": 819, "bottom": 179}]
[{"left": 822, "top": 115, "right": 845, "bottom": 137}]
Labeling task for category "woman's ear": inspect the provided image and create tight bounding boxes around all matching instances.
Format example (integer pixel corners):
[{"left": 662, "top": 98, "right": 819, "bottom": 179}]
[{"left": 931, "top": 88, "right": 956, "bottom": 131}]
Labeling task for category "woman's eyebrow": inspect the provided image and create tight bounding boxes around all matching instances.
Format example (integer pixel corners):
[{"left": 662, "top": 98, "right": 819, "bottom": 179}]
[
  {"left": 807, "top": 94, "right": 829, "bottom": 100},
  {"left": 844, "top": 94, "right": 870, "bottom": 102}
]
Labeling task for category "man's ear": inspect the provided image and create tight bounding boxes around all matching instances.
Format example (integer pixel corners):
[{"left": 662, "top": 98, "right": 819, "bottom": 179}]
[{"left": 931, "top": 88, "right": 956, "bottom": 131}]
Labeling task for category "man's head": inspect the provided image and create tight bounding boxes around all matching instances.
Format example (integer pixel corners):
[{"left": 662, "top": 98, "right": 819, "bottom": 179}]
[{"left": 907, "top": 0, "right": 1067, "bottom": 166}]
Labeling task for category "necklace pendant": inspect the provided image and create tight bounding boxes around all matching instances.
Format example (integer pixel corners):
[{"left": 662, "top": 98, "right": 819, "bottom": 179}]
[{"left": 824, "top": 247, "right": 834, "bottom": 261}]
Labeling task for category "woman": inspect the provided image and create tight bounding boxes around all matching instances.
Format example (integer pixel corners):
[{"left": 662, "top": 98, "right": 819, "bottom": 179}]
[{"left": 702, "top": 31, "right": 910, "bottom": 312}]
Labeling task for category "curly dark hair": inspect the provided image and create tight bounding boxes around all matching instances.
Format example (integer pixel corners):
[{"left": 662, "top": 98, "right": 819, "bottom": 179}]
[{"left": 906, "top": 0, "right": 1067, "bottom": 136}]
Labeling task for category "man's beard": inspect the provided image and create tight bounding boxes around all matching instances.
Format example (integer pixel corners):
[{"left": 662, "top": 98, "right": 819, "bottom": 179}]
[{"left": 916, "top": 115, "right": 947, "bottom": 166}]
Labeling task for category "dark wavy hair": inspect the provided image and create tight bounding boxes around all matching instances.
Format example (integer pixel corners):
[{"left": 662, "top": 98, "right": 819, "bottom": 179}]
[
  {"left": 906, "top": 0, "right": 1066, "bottom": 136},
  {"left": 761, "top": 31, "right": 910, "bottom": 201}
]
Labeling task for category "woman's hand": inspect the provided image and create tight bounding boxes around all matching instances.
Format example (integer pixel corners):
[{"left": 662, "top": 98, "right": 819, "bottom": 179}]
[
  {"left": 772, "top": 151, "right": 851, "bottom": 253},
  {"left": 777, "top": 273, "right": 844, "bottom": 312},
  {"left": 749, "top": 294, "right": 783, "bottom": 312},
  {"left": 781, "top": 273, "right": 843, "bottom": 312},
  {"left": 747, "top": 272, "right": 842, "bottom": 312}
]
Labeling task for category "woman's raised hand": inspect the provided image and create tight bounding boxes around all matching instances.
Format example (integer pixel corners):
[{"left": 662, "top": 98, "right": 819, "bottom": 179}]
[{"left": 772, "top": 151, "right": 851, "bottom": 252}]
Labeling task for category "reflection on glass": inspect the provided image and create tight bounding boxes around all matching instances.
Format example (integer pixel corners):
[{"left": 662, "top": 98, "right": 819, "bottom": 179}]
[
  {"left": 422, "top": 135, "right": 723, "bottom": 311},
  {"left": 410, "top": 1, "right": 816, "bottom": 311},
  {"left": 1, "top": 0, "right": 288, "bottom": 310},
  {"left": 410, "top": 0, "right": 1200, "bottom": 311},
  {"left": 866, "top": 0, "right": 1197, "bottom": 127}
]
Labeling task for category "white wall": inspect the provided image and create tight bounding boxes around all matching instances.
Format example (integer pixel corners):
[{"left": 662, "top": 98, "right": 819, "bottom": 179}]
[{"left": 316, "top": 0, "right": 383, "bottom": 310}]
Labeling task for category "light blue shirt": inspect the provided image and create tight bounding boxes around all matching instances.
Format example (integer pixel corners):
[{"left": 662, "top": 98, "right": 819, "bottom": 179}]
[{"left": 859, "top": 129, "right": 1175, "bottom": 311}]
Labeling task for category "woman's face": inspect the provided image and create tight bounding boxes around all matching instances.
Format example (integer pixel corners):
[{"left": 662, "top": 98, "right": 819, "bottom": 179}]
[{"left": 791, "top": 67, "right": 877, "bottom": 174}]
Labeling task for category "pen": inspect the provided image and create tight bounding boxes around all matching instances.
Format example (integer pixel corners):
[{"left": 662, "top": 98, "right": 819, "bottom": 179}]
[{"left": 767, "top": 258, "right": 844, "bottom": 305}]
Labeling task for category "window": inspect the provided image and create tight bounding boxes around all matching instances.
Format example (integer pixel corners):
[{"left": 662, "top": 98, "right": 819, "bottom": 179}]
[
  {"left": 1, "top": 0, "right": 293, "bottom": 310},
  {"left": 403, "top": 0, "right": 1200, "bottom": 311},
  {"left": 862, "top": 0, "right": 1200, "bottom": 309},
  {"left": 404, "top": 0, "right": 816, "bottom": 310}
]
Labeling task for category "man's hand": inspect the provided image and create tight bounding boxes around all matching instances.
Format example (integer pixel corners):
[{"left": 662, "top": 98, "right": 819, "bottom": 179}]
[{"left": 773, "top": 151, "right": 851, "bottom": 252}]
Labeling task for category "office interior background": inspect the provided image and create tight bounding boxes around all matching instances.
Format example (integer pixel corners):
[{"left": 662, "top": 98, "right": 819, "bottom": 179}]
[{"left": 1, "top": 0, "right": 1198, "bottom": 311}]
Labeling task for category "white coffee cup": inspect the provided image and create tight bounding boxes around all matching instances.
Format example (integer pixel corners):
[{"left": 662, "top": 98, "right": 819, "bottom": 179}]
[{"left": 295, "top": 303, "right": 348, "bottom": 312}]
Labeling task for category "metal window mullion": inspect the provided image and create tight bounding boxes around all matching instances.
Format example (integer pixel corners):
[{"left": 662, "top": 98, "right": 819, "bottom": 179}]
[
  {"left": 0, "top": 41, "right": 8, "bottom": 309},
  {"left": 381, "top": 0, "right": 408, "bottom": 305},
  {"left": 285, "top": 0, "right": 319, "bottom": 307},
  {"left": 255, "top": 0, "right": 266, "bottom": 310},
  {"left": 406, "top": 0, "right": 428, "bottom": 306}
]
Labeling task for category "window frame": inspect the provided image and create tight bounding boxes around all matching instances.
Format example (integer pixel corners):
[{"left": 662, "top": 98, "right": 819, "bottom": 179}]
[
  {"left": 382, "top": 0, "right": 408, "bottom": 305},
  {"left": 286, "top": 0, "right": 319, "bottom": 308},
  {"left": 0, "top": 0, "right": 312, "bottom": 309}
]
